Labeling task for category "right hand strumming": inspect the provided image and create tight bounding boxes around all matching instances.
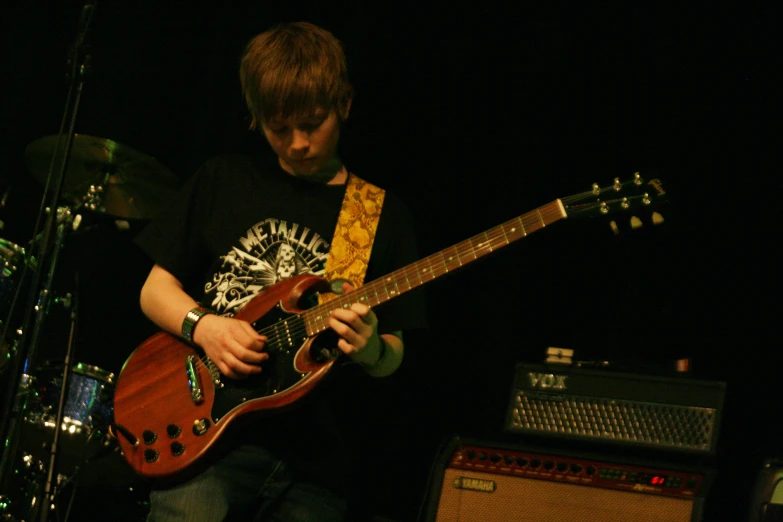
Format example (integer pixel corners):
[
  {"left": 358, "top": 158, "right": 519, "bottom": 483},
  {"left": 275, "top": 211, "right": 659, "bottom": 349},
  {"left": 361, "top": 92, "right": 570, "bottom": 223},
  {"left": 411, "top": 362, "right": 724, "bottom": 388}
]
[{"left": 192, "top": 314, "right": 268, "bottom": 379}]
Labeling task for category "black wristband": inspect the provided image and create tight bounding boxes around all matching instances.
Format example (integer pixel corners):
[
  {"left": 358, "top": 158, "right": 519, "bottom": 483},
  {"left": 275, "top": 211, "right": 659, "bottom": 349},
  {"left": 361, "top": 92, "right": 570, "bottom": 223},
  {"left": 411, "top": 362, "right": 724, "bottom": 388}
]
[{"left": 363, "top": 338, "right": 387, "bottom": 369}]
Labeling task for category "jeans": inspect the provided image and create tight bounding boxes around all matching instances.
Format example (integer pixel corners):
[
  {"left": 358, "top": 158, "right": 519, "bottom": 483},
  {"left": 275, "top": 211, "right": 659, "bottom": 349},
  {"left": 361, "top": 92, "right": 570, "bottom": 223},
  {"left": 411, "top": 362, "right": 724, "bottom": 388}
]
[{"left": 146, "top": 444, "right": 346, "bottom": 522}]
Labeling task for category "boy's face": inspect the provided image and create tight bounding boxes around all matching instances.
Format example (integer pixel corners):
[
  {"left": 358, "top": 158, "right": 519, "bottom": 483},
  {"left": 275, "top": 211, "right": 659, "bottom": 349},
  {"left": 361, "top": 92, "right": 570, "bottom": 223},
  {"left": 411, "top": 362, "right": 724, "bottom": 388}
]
[{"left": 261, "top": 107, "right": 343, "bottom": 180}]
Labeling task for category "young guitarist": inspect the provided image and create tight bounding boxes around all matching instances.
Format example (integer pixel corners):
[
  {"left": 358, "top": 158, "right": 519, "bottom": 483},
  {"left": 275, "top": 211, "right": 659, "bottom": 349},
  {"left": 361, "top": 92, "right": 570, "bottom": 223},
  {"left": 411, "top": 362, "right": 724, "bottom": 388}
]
[{"left": 133, "top": 21, "right": 427, "bottom": 521}]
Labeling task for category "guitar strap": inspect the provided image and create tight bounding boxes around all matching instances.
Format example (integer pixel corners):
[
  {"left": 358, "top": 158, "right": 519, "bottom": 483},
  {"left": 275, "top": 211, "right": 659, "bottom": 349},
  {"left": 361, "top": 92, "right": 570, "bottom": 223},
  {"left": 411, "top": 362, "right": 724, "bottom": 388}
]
[{"left": 318, "top": 172, "right": 385, "bottom": 304}]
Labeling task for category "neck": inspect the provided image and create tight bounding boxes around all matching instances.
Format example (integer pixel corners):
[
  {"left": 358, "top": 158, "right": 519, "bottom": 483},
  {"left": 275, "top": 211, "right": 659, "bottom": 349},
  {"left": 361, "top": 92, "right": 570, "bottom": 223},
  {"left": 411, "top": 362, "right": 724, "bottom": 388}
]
[{"left": 279, "top": 157, "right": 347, "bottom": 185}]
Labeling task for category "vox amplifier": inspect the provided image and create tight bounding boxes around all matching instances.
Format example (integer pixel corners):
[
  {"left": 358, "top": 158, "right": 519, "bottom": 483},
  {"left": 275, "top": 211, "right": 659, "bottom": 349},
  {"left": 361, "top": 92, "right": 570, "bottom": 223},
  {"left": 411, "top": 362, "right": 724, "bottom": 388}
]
[{"left": 504, "top": 363, "right": 727, "bottom": 456}]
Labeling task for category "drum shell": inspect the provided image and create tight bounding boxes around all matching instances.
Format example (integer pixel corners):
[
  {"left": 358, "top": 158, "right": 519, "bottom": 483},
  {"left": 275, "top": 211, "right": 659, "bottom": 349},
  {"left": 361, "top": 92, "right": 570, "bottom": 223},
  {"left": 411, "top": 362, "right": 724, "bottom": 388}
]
[{"left": 21, "top": 362, "right": 116, "bottom": 477}]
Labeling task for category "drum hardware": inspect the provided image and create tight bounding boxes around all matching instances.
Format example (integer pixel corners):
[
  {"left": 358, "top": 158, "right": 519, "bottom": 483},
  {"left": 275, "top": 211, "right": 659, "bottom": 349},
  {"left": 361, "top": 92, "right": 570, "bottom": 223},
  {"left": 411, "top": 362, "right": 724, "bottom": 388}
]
[
  {"left": 0, "top": 6, "right": 96, "bottom": 517},
  {"left": 0, "top": 6, "right": 179, "bottom": 519},
  {"left": 0, "top": 153, "right": 177, "bottom": 522},
  {"left": 0, "top": 206, "right": 76, "bottom": 503},
  {"left": 25, "top": 134, "right": 180, "bottom": 221},
  {"left": 2, "top": 363, "right": 124, "bottom": 522}
]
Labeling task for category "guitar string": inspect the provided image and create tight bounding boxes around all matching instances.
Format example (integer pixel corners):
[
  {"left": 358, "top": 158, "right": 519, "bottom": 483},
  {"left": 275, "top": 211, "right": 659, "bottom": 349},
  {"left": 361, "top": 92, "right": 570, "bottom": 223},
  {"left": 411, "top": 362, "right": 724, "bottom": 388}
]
[
  {"left": 192, "top": 186, "right": 651, "bottom": 375},
  {"left": 192, "top": 202, "right": 571, "bottom": 374},
  {"left": 253, "top": 183, "right": 652, "bottom": 348},
  {"left": 193, "top": 203, "right": 567, "bottom": 373}
]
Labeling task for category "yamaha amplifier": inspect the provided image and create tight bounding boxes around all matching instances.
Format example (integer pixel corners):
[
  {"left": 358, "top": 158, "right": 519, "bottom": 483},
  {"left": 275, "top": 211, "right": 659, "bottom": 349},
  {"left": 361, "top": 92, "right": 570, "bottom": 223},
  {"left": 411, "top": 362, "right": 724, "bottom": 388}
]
[
  {"left": 421, "top": 436, "right": 713, "bottom": 522},
  {"left": 504, "top": 363, "right": 727, "bottom": 456}
]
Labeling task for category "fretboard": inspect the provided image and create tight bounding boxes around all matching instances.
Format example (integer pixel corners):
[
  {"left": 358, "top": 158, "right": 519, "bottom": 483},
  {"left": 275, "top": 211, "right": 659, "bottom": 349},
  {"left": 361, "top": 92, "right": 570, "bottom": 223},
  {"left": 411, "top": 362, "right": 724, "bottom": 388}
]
[{"left": 303, "top": 199, "right": 566, "bottom": 335}]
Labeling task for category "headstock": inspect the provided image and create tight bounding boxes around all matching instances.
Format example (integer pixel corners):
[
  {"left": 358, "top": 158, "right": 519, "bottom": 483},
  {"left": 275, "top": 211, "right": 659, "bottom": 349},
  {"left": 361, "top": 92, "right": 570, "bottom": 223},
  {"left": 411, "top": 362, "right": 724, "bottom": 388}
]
[{"left": 562, "top": 172, "right": 668, "bottom": 233}]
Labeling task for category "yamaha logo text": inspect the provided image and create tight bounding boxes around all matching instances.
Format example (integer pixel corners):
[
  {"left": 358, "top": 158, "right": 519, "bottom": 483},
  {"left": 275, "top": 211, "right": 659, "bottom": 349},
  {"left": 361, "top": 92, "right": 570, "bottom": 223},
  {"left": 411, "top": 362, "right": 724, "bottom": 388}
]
[{"left": 452, "top": 477, "right": 497, "bottom": 493}]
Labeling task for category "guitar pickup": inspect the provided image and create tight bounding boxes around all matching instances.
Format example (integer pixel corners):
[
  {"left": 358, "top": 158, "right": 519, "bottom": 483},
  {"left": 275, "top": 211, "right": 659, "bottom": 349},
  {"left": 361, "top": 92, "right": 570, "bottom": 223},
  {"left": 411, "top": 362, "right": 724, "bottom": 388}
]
[{"left": 186, "top": 355, "right": 204, "bottom": 404}]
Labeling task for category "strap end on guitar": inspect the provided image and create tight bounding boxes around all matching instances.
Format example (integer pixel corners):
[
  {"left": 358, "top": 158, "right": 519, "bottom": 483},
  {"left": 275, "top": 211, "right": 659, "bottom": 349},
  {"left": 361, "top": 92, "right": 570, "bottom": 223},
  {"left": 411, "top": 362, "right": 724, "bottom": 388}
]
[{"left": 111, "top": 422, "right": 140, "bottom": 447}]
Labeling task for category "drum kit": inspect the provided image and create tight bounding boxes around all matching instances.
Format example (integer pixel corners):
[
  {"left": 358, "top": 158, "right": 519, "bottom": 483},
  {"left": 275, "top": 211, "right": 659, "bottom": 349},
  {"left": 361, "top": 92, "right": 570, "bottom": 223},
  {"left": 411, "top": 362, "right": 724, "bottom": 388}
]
[{"left": 0, "top": 133, "right": 180, "bottom": 521}]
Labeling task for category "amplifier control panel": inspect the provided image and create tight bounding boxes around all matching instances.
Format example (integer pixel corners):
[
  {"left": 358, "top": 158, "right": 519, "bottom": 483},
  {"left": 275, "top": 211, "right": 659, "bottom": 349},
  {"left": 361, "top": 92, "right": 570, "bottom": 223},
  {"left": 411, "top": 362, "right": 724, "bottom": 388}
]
[{"left": 449, "top": 444, "right": 706, "bottom": 500}]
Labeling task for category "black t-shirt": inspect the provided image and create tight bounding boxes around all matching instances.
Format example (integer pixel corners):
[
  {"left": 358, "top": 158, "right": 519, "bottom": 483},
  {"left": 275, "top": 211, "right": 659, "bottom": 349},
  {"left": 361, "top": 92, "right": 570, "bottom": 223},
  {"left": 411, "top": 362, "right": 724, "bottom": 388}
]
[{"left": 133, "top": 152, "right": 427, "bottom": 491}]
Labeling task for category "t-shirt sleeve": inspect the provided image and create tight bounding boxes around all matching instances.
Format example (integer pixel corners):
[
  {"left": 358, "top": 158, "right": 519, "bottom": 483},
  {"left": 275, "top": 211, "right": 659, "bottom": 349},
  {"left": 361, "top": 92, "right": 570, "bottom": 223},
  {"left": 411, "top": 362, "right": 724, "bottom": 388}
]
[{"left": 133, "top": 159, "right": 217, "bottom": 288}]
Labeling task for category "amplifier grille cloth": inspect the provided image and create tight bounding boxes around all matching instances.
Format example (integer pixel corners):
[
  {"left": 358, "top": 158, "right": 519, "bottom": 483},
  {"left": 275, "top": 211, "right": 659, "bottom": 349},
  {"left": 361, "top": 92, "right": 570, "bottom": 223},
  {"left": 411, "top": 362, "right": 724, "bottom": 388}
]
[{"left": 507, "top": 391, "right": 716, "bottom": 452}]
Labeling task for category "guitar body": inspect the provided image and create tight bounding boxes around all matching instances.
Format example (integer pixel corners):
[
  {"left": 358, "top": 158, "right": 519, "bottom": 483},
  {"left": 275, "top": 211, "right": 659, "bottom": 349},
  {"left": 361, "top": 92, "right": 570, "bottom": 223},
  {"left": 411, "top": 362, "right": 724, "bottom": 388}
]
[{"left": 113, "top": 274, "right": 337, "bottom": 481}]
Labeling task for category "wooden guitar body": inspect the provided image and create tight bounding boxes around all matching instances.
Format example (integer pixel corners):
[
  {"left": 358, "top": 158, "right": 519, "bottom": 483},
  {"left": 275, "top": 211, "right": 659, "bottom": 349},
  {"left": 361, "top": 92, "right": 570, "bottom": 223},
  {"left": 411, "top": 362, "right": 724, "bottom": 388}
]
[{"left": 113, "top": 274, "right": 336, "bottom": 481}]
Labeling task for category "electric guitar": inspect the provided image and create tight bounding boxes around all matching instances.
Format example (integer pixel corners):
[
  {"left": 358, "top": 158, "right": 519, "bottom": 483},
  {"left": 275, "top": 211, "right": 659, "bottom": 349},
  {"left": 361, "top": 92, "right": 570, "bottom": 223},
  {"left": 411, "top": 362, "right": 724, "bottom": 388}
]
[{"left": 112, "top": 174, "right": 667, "bottom": 481}]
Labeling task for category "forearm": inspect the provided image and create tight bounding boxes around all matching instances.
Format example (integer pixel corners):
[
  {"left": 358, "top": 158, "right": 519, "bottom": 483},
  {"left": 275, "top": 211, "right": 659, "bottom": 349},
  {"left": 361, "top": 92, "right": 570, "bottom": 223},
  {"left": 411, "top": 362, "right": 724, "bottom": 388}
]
[{"left": 139, "top": 264, "right": 201, "bottom": 337}]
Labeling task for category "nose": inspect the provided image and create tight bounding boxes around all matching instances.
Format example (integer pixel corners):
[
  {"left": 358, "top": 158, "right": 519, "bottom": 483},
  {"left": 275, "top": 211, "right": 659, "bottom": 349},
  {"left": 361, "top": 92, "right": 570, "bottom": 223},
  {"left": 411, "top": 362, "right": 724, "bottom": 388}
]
[{"left": 289, "top": 129, "right": 310, "bottom": 155}]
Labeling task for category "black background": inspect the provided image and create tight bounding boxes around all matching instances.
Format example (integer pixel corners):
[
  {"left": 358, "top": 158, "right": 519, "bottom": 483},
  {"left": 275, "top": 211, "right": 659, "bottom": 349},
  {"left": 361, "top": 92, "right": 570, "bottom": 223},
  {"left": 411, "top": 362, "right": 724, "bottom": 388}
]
[{"left": 0, "top": 2, "right": 775, "bottom": 521}]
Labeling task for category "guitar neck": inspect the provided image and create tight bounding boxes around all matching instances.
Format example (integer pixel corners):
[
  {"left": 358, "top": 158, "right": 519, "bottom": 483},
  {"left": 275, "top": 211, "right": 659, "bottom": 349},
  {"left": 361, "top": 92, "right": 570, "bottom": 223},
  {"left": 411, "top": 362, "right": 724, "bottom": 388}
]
[{"left": 303, "top": 199, "right": 567, "bottom": 335}]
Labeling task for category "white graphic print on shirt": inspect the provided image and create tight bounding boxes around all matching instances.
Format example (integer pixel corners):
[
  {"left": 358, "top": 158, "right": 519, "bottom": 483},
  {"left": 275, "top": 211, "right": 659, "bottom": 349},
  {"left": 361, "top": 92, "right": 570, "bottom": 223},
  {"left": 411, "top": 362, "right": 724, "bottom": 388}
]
[{"left": 204, "top": 218, "right": 330, "bottom": 315}]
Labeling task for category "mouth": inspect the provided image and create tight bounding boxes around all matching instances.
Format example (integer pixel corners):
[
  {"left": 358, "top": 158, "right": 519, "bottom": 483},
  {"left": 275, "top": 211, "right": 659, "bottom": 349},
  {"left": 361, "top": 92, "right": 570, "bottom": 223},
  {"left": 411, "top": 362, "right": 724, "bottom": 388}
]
[{"left": 293, "top": 157, "right": 316, "bottom": 167}]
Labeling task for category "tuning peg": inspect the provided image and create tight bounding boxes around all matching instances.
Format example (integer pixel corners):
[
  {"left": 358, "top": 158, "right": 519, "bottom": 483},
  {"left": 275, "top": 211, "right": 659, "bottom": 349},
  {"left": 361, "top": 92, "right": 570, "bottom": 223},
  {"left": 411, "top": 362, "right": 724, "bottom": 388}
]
[
  {"left": 652, "top": 212, "right": 664, "bottom": 225},
  {"left": 609, "top": 220, "right": 620, "bottom": 235},
  {"left": 630, "top": 216, "right": 643, "bottom": 229}
]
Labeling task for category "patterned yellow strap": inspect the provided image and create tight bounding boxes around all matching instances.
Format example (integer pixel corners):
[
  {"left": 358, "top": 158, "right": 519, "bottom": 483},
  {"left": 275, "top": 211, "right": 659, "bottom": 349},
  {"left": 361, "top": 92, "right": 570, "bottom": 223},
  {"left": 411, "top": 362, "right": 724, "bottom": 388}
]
[{"left": 318, "top": 173, "right": 385, "bottom": 304}]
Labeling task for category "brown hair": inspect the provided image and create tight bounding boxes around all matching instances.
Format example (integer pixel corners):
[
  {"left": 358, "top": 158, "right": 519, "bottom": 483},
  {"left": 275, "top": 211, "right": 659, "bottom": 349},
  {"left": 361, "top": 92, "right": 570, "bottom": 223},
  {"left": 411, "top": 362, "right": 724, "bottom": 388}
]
[{"left": 239, "top": 21, "right": 354, "bottom": 130}]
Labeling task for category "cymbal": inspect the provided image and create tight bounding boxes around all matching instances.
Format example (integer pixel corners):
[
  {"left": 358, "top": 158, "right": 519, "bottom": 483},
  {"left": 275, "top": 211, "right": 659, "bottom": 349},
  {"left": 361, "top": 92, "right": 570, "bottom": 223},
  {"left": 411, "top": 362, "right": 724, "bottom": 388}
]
[{"left": 25, "top": 134, "right": 181, "bottom": 220}]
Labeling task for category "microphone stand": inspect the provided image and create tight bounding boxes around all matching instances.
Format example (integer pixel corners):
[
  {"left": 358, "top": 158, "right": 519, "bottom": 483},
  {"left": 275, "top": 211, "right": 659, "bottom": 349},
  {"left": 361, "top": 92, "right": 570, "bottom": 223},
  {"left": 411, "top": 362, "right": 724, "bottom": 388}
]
[{"left": 0, "top": 4, "right": 97, "bottom": 521}]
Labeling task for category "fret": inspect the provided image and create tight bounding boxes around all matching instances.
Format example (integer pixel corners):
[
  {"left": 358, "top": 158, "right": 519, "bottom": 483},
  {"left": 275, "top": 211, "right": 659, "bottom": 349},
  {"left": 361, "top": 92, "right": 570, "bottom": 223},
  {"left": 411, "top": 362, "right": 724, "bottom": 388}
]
[
  {"left": 387, "top": 276, "right": 400, "bottom": 298},
  {"left": 520, "top": 212, "right": 541, "bottom": 235},
  {"left": 401, "top": 269, "right": 412, "bottom": 293},
  {"left": 378, "top": 281, "right": 390, "bottom": 303},
  {"left": 411, "top": 262, "right": 426, "bottom": 286},
  {"left": 463, "top": 237, "right": 480, "bottom": 261},
  {"left": 489, "top": 226, "right": 509, "bottom": 250},
  {"left": 515, "top": 215, "right": 528, "bottom": 239},
  {"left": 503, "top": 219, "right": 524, "bottom": 243},
  {"left": 442, "top": 244, "right": 462, "bottom": 272},
  {"left": 361, "top": 285, "right": 374, "bottom": 306},
  {"left": 433, "top": 251, "right": 450, "bottom": 278},
  {"left": 372, "top": 281, "right": 384, "bottom": 306},
  {"left": 469, "top": 231, "right": 493, "bottom": 259},
  {"left": 418, "top": 255, "right": 440, "bottom": 280}
]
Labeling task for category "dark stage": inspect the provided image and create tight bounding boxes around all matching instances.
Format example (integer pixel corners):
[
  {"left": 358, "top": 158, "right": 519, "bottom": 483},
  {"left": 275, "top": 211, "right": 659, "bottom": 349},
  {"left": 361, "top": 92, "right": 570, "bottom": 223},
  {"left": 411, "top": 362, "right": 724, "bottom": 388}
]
[{"left": 0, "top": 2, "right": 774, "bottom": 521}]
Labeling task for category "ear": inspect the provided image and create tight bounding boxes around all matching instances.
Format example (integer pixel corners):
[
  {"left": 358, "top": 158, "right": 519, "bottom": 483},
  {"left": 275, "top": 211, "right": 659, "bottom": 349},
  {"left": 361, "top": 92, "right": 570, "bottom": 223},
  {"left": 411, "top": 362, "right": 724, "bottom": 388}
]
[{"left": 338, "top": 97, "right": 352, "bottom": 121}]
